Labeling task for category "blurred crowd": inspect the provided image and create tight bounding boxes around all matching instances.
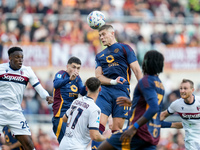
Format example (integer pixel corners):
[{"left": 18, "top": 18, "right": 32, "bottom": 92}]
[
  {"left": 1, "top": 0, "right": 200, "bottom": 149},
  {"left": 0, "top": 0, "right": 200, "bottom": 59}
]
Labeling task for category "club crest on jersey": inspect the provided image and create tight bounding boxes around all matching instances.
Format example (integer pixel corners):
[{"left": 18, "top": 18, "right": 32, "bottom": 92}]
[
  {"left": 114, "top": 48, "right": 119, "bottom": 53},
  {"left": 197, "top": 106, "right": 200, "bottom": 111},
  {"left": 20, "top": 70, "right": 24, "bottom": 75},
  {"left": 57, "top": 74, "right": 62, "bottom": 78},
  {"left": 5, "top": 69, "right": 8, "bottom": 73},
  {"left": 181, "top": 107, "right": 184, "bottom": 110}
]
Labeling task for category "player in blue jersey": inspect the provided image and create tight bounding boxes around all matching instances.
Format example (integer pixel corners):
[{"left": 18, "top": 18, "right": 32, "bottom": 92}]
[
  {"left": 1, "top": 126, "right": 24, "bottom": 150},
  {"left": 97, "top": 50, "right": 165, "bottom": 150},
  {"left": 92, "top": 24, "right": 143, "bottom": 149},
  {"left": 52, "top": 56, "right": 87, "bottom": 143}
]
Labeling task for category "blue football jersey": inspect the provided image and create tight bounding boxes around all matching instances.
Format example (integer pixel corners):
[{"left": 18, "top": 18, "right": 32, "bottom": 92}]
[
  {"left": 129, "top": 75, "right": 164, "bottom": 145},
  {"left": 95, "top": 42, "right": 137, "bottom": 85}
]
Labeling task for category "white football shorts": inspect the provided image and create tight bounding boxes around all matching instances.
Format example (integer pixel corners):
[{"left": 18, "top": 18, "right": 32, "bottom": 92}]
[{"left": 0, "top": 110, "right": 31, "bottom": 137}]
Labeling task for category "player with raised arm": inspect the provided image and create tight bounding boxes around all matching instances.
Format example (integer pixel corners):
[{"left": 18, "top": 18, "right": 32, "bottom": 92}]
[
  {"left": 0, "top": 47, "right": 53, "bottom": 150},
  {"left": 160, "top": 79, "right": 200, "bottom": 150},
  {"left": 98, "top": 50, "right": 164, "bottom": 150},
  {"left": 52, "top": 56, "right": 87, "bottom": 143},
  {"left": 92, "top": 24, "right": 143, "bottom": 149},
  {"left": 59, "top": 77, "right": 111, "bottom": 150}
]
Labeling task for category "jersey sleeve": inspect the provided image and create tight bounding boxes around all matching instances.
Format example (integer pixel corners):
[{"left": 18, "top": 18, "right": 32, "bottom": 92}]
[
  {"left": 123, "top": 44, "right": 137, "bottom": 64},
  {"left": 27, "top": 67, "right": 40, "bottom": 87},
  {"left": 167, "top": 101, "right": 177, "bottom": 114},
  {"left": 139, "top": 79, "right": 160, "bottom": 120},
  {"left": 54, "top": 71, "right": 70, "bottom": 89},
  {"left": 95, "top": 55, "right": 101, "bottom": 69},
  {"left": 89, "top": 109, "right": 101, "bottom": 130}
]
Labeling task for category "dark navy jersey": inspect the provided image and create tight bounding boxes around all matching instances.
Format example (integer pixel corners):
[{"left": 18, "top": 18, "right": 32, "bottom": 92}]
[
  {"left": 52, "top": 70, "right": 87, "bottom": 117},
  {"left": 3, "top": 126, "right": 24, "bottom": 150},
  {"left": 95, "top": 42, "right": 137, "bottom": 85},
  {"left": 129, "top": 75, "right": 165, "bottom": 145}
]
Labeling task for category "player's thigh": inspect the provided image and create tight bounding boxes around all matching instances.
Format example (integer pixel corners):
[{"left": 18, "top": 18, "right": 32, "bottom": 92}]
[
  {"left": 98, "top": 141, "right": 117, "bottom": 150},
  {"left": 15, "top": 134, "right": 34, "bottom": 147},
  {"left": 96, "top": 92, "right": 112, "bottom": 117},
  {"left": 112, "top": 89, "right": 130, "bottom": 119},
  {"left": 8, "top": 111, "right": 31, "bottom": 136}
]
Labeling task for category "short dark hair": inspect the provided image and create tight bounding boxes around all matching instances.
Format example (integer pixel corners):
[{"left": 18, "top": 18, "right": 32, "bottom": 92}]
[
  {"left": 67, "top": 56, "right": 81, "bottom": 65},
  {"left": 8, "top": 47, "right": 23, "bottom": 56},
  {"left": 142, "top": 50, "right": 164, "bottom": 75},
  {"left": 181, "top": 79, "right": 194, "bottom": 88},
  {"left": 85, "top": 77, "right": 101, "bottom": 92},
  {"left": 99, "top": 24, "right": 114, "bottom": 32}
]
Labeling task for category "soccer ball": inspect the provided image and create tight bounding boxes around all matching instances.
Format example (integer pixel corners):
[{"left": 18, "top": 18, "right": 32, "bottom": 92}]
[{"left": 87, "top": 11, "right": 106, "bottom": 30}]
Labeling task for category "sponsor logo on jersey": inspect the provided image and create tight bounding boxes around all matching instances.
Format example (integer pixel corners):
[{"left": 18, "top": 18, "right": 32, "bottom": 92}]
[
  {"left": 2, "top": 74, "right": 25, "bottom": 82},
  {"left": 179, "top": 112, "right": 200, "bottom": 119}
]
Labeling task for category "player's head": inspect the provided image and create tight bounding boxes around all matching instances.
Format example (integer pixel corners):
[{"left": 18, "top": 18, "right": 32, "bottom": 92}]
[
  {"left": 67, "top": 56, "right": 81, "bottom": 76},
  {"left": 8, "top": 47, "right": 23, "bottom": 70},
  {"left": 98, "top": 24, "right": 116, "bottom": 46},
  {"left": 180, "top": 79, "right": 194, "bottom": 99},
  {"left": 142, "top": 50, "right": 164, "bottom": 75},
  {"left": 85, "top": 77, "right": 101, "bottom": 93}
]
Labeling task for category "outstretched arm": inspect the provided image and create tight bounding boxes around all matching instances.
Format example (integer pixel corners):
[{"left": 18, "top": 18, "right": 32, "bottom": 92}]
[
  {"left": 116, "top": 96, "right": 132, "bottom": 107},
  {"left": 160, "top": 110, "right": 171, "bottom": 121},
  {"left": 161, "top": 121, "right": 183, "bottom": 129},
  {"left": 2, "top": 141, "right": 22, "bottom": 150},
  {"left": 34, "top": 84, "right": 53, "bottom": 104}
]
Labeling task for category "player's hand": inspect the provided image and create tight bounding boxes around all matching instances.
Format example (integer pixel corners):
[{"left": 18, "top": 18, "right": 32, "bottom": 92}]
[
  {"left": 120, "top": 126, "right": 136, "bottom": 143},
  {"left": 2, "top": 145, "right": 11, "bottom": 150},
  {"left": 116, "top": 96, "right": 132, "bottom": 107},
  {"left": 116, "top": 76, "right": 126, "bottom": 84},
  {"left": 46, "top": 96, "right": 54, "bottom": 104},
  {"left": 70, "top": 71, "right": 79, "bottom": 81},
  {"left": 103, "top": 129, "right": 112, "bottom": 138}
]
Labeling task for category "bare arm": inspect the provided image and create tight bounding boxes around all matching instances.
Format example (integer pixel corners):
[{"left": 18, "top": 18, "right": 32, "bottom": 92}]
[
  {"left": 95, "top": 66, "right": 111, "bottom": 85},
  {"left": 95, "top": 66, "right": 125, "bottom": 85},
  {"left": 130, "top": 61, "right": 143, "bottom": 81},
  {"left": 62, "top": 114, "right": 68, "bottom": 122},
  {"left": 2, "top": 141, "right": 22, "bottom": 150},
  {"left": 171, "top": 122, "right": 183, "bottom": 129},
  {"left": 160, "top": 110, "right": 171, "bottom": 121},
  {"left": 89, "top": 129, "right": 111, "bottom": 142}
]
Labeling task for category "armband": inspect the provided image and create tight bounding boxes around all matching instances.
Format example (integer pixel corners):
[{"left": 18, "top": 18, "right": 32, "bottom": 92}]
[
  {"left": 110, "top": 79, "right": 118, "bottom": 85},
  {"left": 133, "top": 122, "right": 139, "bottom": 129}
]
